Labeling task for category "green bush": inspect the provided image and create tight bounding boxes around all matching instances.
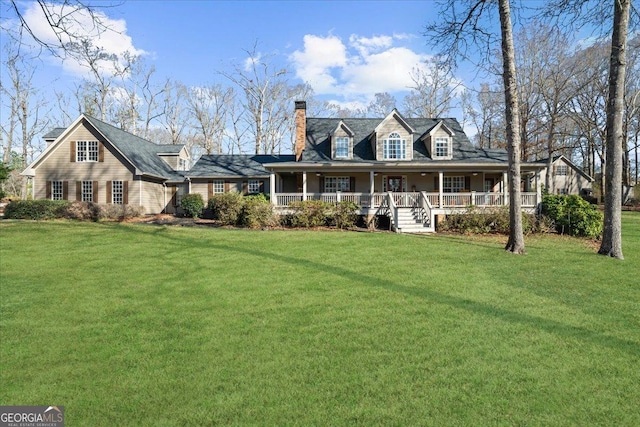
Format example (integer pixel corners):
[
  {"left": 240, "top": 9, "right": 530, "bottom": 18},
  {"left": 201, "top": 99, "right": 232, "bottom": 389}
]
[
  {"left": 330, "top": 201, "right": 359, "bottom": 229},
  {"left": 181, "top": 193, "right": 205, "bottom": 219},
  {"left": 288, "top": 200, "right": 331, "bottom": 227},
  {"left": 239, "top": 194, "right": 276, "bottom": 228},
  {"left": 541, "top": 194, "right": 603, "bottom": 238},
  {"left": 439, "top": 205, "right": 540, "bottom": 235},
  {"left": 208, "top": 192, "right": 244, "bottom": 225},
  {"left": 4, "top": 200, "right": 70, "bottom": 219}
]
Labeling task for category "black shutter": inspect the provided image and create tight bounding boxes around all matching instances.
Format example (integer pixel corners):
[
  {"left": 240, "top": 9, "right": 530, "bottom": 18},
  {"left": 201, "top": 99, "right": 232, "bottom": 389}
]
[
  {"left": 349, "top": 177, "right": 355, "bottom": 192},
  {"left": 259, "top": 181, "right": 265, "bottom": 193},
  {"left": 465, "top": 176, "right": 471, "bottom": 191},
  {"left": 319, "top": 176, "right": 325, "bottom": 192}
]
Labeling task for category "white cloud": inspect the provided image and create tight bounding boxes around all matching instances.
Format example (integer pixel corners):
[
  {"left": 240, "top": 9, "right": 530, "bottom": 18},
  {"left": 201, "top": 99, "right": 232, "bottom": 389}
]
[
  {"left": 19, "top": 1, "right": 145, "bottom": 77},
  {"left": 289, "top": 33, "right": 431, "bottom": 102},
  {"left": 289, "top": 34, "right": 347, "bottom": 93}
]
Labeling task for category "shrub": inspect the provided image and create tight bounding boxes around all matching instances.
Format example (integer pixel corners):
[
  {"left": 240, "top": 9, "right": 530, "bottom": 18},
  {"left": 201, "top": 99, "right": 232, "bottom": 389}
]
[
  {"left": 541, "top": 194, "right": 603, "bottom": 238},
  {"left": 239, "top": 194, "right": 276, "bottom": 228},
  {"left": 98, "top": 204, "right": 146, "bottom": 221},
  {"left": 439, "top": 205, "right": 540, "bottom": 235},
  {"left": 181, "top": 193, "right": 205, "bottom": 219},
  {"left": 60, "top": 202, "right": 101, "bottom": 221},
  {"left": 330, "top": 201, "right": 359, "bottom": 229},
  {"left": 208, "top": 192, "right": 244, "bottom": 225},
  {"left": 288, "top": 200, "right": 331, "bottom": 227},
  {"left": 4, "top": 200, "right": 69, "bottom": 220}
]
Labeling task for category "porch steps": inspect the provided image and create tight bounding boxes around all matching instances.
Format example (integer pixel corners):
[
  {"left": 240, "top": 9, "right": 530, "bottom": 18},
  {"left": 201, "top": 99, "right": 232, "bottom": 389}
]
[{"left": 394, "top": 208, "right": 434, "bottom": 233}]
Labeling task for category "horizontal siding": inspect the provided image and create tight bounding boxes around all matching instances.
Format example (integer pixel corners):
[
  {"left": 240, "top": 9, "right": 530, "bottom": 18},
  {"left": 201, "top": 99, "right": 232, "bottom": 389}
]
[{"left": 140, "top": 180, "right": 165, "bottom": 214}]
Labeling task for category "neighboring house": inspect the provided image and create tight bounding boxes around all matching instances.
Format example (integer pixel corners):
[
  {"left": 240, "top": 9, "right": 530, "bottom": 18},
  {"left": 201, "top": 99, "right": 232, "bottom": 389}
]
[
  {"left": 24, "top": 102, "right": 551, "bottom": 232},
  {"left": 22, "top": 114, "right": 190, "bottom": 214},
  {"left": 537, "top": 155, "right": 594, "bottom": 196}
]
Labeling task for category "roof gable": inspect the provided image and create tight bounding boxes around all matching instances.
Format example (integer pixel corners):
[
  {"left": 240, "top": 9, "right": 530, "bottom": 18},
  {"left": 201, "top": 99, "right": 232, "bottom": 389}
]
[{"left": 374, "top": 109, "right": 415, "bottom": 135}]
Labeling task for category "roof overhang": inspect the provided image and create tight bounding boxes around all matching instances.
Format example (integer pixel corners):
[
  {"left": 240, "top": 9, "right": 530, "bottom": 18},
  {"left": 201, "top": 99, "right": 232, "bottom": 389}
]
[{"left": 264, "top": 161, "right": 547, "bottom": 173}]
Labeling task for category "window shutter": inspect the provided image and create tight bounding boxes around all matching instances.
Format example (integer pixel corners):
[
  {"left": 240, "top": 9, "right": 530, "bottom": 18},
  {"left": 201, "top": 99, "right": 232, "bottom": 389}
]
[
  {"left": 434, "top": 176, "right": 438, "bottom": 191},
  {"left": 106, "top": 181, "right": 112, "bottom": 204},
  {"left": 63, "top": 181, "right": 68, "bottom": 200},
  {"left": 208, "top": 181, "right": 213, "bottom": 200},
  {"left": 259, "top": 181, "right": 265, "bottom": 193},
  {"left": 242, "top": 181, "right": 248, "bottom": 195},
  {"left": 93, "top": 181, "right": 98, "bottom": 202},
  {"left": 98, "top": 142, "right": 105, "bottom": 162},
  {"left": 46, "top": 181, "right": 52, "bottom": 199},
  {"left": 224, "top": 181, "right": 231, "bottom": 192},
  {"left": 349, "top": 177, "right": 355, "bottom": 192},
  {"left": 465, "top": 177, "right": 471, "bottom": 191},
  {"left": 319, "top": 176, "right": 325, "bottom": 192},
  {"left": 123, "top": 181, "right": 128, "bottom": 204},
  {"left": 383, "top": 176, "right": 388, "bottom": 192},
  {"left": 70, "top": 141, "right": 76, "bottom": 162},
  {"left": 76, "top": 181, "right": 82, "bottom": 201},
  {"left": 296, "top": 173, "right": 303, "bottom": 192}
]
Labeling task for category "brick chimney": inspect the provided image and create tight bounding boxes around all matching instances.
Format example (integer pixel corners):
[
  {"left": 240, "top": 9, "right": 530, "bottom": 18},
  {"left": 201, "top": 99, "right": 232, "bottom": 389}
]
[{"left": 294, "top": 101, "right": 306, "bottom": 161}]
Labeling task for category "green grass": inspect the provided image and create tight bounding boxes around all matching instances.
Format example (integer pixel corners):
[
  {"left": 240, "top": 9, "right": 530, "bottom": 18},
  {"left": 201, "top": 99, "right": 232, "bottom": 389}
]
[{"left": 1, "top": 213, "right": 639, "bottom": 426}]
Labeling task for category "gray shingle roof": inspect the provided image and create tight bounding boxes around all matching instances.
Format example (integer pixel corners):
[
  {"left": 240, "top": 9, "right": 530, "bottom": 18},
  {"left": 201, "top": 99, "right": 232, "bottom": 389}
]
[
  {"left": 43, "top": 128, "right": 66, "bottom": 139},
  {"left": 189, "top": 155, "right": 296, "bottom": 178},
  {"left": 83, "top": 115, "right": 186, "bottom": 181},
  {"left": 302, "top": 117, "right": 509, "bottom": 164}
]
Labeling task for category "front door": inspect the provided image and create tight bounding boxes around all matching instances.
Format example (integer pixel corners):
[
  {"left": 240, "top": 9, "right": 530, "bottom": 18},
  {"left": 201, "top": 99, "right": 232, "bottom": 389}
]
[{"left": 386, "top": 176, "right": 404, "bottom": 192}]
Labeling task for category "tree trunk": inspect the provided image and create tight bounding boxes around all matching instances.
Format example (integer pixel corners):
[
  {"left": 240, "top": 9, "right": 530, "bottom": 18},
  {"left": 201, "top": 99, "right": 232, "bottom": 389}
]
[
  {"left": 598, "top": 0, "right": 629, "bottom": 259},
  {"left": 499, "top": 0, "right": 526, "bottom": 254}
]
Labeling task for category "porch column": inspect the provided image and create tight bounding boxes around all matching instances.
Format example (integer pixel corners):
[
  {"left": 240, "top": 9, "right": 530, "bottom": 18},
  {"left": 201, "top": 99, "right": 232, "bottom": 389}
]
[
  {"left": 369, "top": 170, "right": 375, "bottom": 194},
  {"left": 269, "top": 172, "right": 276, "bottom": 205},
  {"left": 302, "top": 171, "right": 307, "bottom": 201},
  {"left": 502, "top": 171, "right": 508, "bottom": 205},
  {"left": 438, "top": 171, "right": 443, "bottom": 208},
  {"left": 535, "top": 169, "right": 542, "bottom": 206}
]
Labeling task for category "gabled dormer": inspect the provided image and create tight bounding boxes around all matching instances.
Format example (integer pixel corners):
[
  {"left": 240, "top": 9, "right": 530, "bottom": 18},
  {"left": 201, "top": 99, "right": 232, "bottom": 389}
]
[
  {"left": 330, "top": 121, "right": 355, "bottom": 160},
  {"left": 371, "top": 109, "right": 415, "bottom": 161},
  {"left": 423, "top": 120, "right": 455, "bottom": 160},
  {"left": 158, "top": 146, "right": 191, "bottom": 171}
]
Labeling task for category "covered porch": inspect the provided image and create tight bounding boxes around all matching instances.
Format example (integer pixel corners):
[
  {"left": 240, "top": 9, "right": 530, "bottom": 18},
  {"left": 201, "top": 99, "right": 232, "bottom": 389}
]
[{"left": 267, "top": 168, "right": 543, "bottom": 212}]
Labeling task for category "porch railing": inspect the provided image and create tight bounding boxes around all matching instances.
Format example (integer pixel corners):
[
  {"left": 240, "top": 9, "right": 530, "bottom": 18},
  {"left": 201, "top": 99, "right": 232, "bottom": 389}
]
[{"left": 273, "top": 191, "right": 539, "bottom": 209}]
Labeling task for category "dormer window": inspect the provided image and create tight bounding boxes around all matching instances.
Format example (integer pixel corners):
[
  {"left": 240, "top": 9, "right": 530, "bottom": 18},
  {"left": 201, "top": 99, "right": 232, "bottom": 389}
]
[
  {"left": 335, "top": 137, "right": 349, "bottom": 158},
  {"left": 383, "top": 132, "right": 406, "bottom": 160},
  {"left": 434, "top": 137, "right": 451, "bottom": 158}
]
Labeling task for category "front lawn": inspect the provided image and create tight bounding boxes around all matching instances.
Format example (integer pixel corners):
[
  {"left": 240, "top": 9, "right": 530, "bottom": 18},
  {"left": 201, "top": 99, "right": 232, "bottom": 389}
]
[{"left": 1, "top": 213, "right": 639, "bottom": 425}]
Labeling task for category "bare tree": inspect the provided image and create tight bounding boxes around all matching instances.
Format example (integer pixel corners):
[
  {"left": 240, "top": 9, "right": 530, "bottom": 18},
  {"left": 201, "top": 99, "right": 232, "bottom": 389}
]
[
  {"left": 403, "top": 57, "right": 461, "bottom": 117},
  {"left": 159, "top": 80, "right": 190, "bottom": 146},
  {"left": 220, "top": 43, "right": 291, "bottom": 154},
  {"left": 599, "top": 0, "right": 631, "bottom": 259},
  {"left": 368, "top": 92, "right": 397, "bottom": 117},
  {"left": 426, "top": 0, "right": 526, "bottom": 254},
  {"left": 2, "top": 0, "right": 116, "bottom": 58},
  {"left": 187, "top": 84, "right": 233, "bottom": 155}
]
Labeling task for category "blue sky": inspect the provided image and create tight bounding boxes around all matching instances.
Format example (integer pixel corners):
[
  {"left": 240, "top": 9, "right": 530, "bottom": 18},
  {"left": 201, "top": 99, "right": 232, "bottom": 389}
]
[{"left": 6, "top": 0, "right": 474, "bottom": 112}]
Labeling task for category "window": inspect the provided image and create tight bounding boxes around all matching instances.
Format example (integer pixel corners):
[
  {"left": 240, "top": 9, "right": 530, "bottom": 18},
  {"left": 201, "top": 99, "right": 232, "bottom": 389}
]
[
  {"left": 434, "top": 137, "right": 451, "bottom": 158},
  {"left": 52, "top": 181, "right": 63, "bottom": 200},
  {"left": 112, "top": 181, "right": 123, "bottom": 204},
  {"left": 324, "top": 176, "right": 350, "bottom": 192},
  {"left": 556, "top": 164, "right": 568, "bottom": 176},
  {"left": 213, "top": 180, "right": 225, "bottom": 194},
  {"left": 335, "top": 137, "right": 349, "bottom": 158},
  {"left": 81, "top": 181, "right": 93, "bottom": 202},
  {"left": 383, "top": 133, "right": 406, "bottom": 160},
  {"left": 248, "top": 179, "right": 260, "bottom": 194},
  {"left": 383, "top": 176, "right": 406, "bottom": 192},
  {"left": 443, "top": 176, "right": 465, "bottom": 193},
  {"left": 77, "top": 141, "right": 99, "bottom": 162},
  {"left": 179, "top": 158, "right": 187, "bottom": 171}
]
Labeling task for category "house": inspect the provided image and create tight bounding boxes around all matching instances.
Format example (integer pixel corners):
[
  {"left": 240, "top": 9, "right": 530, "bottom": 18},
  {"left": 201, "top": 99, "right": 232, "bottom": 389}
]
[
  {"left": 260, "top": 101, "right": 546, "bottom": 232},
  {"left": 24, "top": 102, "right": 554, "bottom": 232},
  {"left": 22, "top": 114, "right": 190, "bottom": 214},
  {"left": 537, "top": 155, "right": 594, "bottom": 196}
]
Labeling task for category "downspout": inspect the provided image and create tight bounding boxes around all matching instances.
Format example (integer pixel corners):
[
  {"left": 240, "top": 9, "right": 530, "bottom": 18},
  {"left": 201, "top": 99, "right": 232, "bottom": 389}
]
[
  {"left": 162, "top": 182, "right": 167, "bottom": 214},
  {"left": 139, "top": 178, "right": 142, "bottom": 207}
]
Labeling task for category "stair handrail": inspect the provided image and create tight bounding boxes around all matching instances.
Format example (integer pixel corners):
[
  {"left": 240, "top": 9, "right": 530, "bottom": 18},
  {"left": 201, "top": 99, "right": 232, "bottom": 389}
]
[
  {"left": 387, "top": 192, "right": 399, "bottom": 232},
  {"left": 419, "top": 191, "right": 433, "bottom": 227}
]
